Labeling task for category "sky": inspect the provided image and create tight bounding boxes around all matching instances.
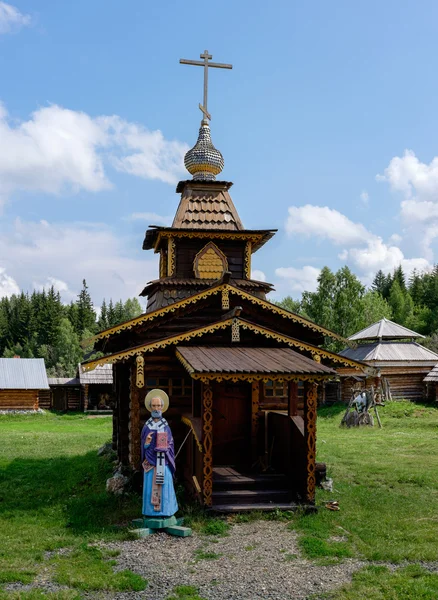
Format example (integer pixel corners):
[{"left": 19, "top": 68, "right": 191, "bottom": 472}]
[{"left": 1, "top": 0, "right": 438, "bottom": 308}]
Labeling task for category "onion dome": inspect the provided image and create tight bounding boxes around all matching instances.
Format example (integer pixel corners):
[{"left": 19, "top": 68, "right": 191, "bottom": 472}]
[{"left": 184, "top": 119, "right": 224, "bottom": 180}]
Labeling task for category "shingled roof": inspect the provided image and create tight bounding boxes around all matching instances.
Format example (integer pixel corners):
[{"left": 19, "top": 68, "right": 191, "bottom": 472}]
[
  {"left": 172, "top": 180, "right": 243, "bottom": 230},
  {"left": 348, "top": 318, "right": 424, "bottom": 341}
]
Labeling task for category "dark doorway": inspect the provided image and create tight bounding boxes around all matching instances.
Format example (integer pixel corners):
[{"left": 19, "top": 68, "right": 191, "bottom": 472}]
[
  {"left": 213, "top": 382, "right": 251, "bottom": 468},
  {"left": 52, "top": 388, "right": 67, "bottom": 410}
]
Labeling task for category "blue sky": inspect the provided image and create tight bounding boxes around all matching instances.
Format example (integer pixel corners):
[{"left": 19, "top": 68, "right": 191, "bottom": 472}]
[{"left": 1, "top": 0, "right": 438, "bottom": 307}]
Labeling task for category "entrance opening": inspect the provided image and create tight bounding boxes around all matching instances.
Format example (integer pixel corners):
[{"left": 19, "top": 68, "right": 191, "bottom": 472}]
[{"left": 212, "top": 382, "right": 251, "bottom": 469}]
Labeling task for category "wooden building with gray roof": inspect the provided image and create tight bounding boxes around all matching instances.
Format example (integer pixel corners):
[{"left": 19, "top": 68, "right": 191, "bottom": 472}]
[
  {"left": 0, "top": 358, "right": 49, "bottom": 410},
  {"left": 338, "top": 318, "right": 438, "bottom": 401}
]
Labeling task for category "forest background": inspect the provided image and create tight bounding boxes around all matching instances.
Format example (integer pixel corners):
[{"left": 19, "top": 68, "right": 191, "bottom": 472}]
[{"left": 2, "top": 264, "right": 438, "bottom": 376}]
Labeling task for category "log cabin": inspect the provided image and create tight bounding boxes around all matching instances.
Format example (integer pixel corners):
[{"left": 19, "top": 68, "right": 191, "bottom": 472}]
[
  {"left": 338, "top": 318, "right": 438, "bottom": 402},
  {"left": 82, "top": 71, "right": 366, "bottom": 508},
  {"left": 0, "top": 358, "right": 49, "bottom": 410}
]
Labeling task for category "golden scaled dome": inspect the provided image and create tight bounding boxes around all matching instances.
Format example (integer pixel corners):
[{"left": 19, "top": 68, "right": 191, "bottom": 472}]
[{"left": 184, "top": 119, "right": 224, "bottom": 181}]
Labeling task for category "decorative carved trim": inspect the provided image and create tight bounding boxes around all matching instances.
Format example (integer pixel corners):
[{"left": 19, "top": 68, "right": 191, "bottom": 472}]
[
  {"left": 129, "top": 366, "right": 141, "bottom": 468},
  {"left": 167, "top": 237, "right": 176, "bottom": 277},
  {"left": 202, "top": 385, "right": 213, "bottom": 507},
  {"left": 228, "top": 286, "right": 349, "bottom": 344},
  {"left": 85, "top": 314, "right": 362, "bottom": 373},
  {"left": 312, "top": 353, "right": 321, "bottom": 364},
  {"left": 189, "top": 373, "right": 330, "bottom": 383},
  {"left": 238, "top": 320, "right": 362, "bottom": 368},
  {"left": 136, "top": 355, "right": 144, "bottom": 388},
  {"left": 83, "top": 318, "right": 234, "bottom": 371},
  {"left": 244, "top": 241, "right": 252, "bottom": 279},
  {"left": 305, "top": 383, "right": 317, "bottom": 503},
  {"left": 155, "top": 230, "right": 265, "bottom": 251},
  {"left": 251, "top": 381, "right": 259, "bottom": 461},
  {"left": 181, "top": 416, "right": 203, "bottom": 453},
  {"left": 159, "top": 249, "right": 167, "bottom": 278},
  {"left": 221, "top": 288, "right": 229, "bottom": 310},
  {"left": 194, "top": 242, "right": 228, "bottom": 279},
  {"left": 231, "top": 319, "right": 240, "bottom": 342},
  {"left": 87, "top": 282, "right": 349, "bottom": 347}
]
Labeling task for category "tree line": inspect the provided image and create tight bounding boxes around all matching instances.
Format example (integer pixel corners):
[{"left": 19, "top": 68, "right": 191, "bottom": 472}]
[
  {"left": 0, "top": 280, "right": 143, "bottom": 377},
  {"left": 277, "top": 265, "right": 438, "bottom": 351}
]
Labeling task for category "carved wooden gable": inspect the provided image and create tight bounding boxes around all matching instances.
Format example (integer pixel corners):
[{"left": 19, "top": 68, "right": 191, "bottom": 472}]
[{"left": 193, "top": 242, "right": 228, "bottom": 279}]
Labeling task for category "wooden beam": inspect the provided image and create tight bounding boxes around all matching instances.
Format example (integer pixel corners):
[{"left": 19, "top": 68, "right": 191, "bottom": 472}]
[
  {"left": 202, "top": 383, "right": 213, "bottom": 507},
  {"left": 251, "top": 381, "right": 260, "bottom": 462},
  {"left": 304, "top": 382, "right": 317, "bottom": 504}
]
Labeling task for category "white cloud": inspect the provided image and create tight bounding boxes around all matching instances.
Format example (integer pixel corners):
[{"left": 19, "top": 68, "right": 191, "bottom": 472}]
[
  {"left": 389, "top": 233, "right": 402, "bottom": 244},
  {"left": 0, "top": 2, "right": 30, "bottom": 34},
  {"left": 127, "top": 212, "right": 173, "bottom": 226},
  {"left": 285, "top": 203, "right": 431, "bottom": 283},
  {"left": 0, "top": 102, "right": 188, "bottom": 206},
  {"left": 0, "top": 267, "right": 20, "bottom": 298},
  {"left": 275, "top": 266, "right": 321, "bottom": 294},
  {"left": 286, "top": 205, "right": 369, "bottom": 246},
  {"left": 250, "top": 269, "right": 266, "bottom": 282},
  {"left": 0, "top": 218, "right": 158, "bottom": 304},
  {"left": 378, "top": 150, "right": 438, "bottom": 199},
  {"left": 360, "top": 190, "right": 369, "bottom": 205},
  {"left": 378, "top": 150, "right": 438, "bottom": 261}
]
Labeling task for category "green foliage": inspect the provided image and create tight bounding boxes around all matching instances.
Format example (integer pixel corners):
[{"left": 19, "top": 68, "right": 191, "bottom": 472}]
[
  {"left": 275, "top": 296, "right": 301, "bottom": 313},
  {"left": 330, "top": 564, "right": 438, "bottom": 600},
  {"left": 289, "top": 400, "right": 438, "bottom": 564},
  {"left": 193, "top": 548, "right": 222, "bottom": 561},
  {"left": 52, "top": 545, "right": 147, "bottom": 591},
  {"left": 167, "top": 586, "right": 207, "bottom": 600},
  {"left": 199, "top": 519, "right": 230, "bottom": 536},
  {"left": 0, "top": 591, "right": 81, "bottom": 600},
  {"left": 0, "top": 281, "right": 143, "bottom": 376}
]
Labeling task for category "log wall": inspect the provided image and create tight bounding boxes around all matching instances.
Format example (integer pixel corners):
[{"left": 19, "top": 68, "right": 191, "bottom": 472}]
[{"left": 0, "top": 389, "right": 38, "bottom": 409}]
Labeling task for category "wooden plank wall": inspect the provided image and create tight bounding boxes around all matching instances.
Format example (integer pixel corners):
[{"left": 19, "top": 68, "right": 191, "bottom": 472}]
[
  {"left": 0, "top": 390, "right": 38, "bottom": 409},
  {"left": 175, "top": 239, "right": 245, "bottom": 279},
  {"left": 38, "top": 390, "right": 51, "bottom": 409}
]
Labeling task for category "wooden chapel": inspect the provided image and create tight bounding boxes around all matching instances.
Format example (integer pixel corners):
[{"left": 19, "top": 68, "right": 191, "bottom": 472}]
[{"left": 83, "top": 54, "right": 363, "bottom": 511}]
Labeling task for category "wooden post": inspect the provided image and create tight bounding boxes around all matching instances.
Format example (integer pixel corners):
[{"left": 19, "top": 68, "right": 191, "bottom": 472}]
[
  {"left": 129, "top": 364, "right": 141, "bottom": 469},
  {"left": 251, "top": 381, "right": 260, "bottom": 462},
  {"left": 202, "top": 383, "right": 213, "bottom": 507},
  {"left": 288, "top": 381, "right": 298, "bottom": 416},
  {"left": 304, "top": 381, "right": 317, "bottom": 504},
  {"left": 83, "top": 384, "right": 89, "bottom": 411}
]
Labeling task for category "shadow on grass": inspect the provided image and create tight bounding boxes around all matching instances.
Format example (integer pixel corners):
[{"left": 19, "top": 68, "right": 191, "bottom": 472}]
[{"left": 0, "top": 451, "right": 140, "bottom": 536}]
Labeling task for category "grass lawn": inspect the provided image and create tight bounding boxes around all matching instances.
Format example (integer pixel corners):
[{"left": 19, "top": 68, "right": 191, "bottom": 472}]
[{"left": 0, "top": 402, "right": 437, "bottom": 599}]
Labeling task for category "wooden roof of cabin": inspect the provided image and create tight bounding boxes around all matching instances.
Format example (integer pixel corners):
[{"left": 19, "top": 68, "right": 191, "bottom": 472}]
[
  {"left": 348, "top": 318, "right": 424, "bottom": 341},
  {"left": 424, "top": 364, "right": 438, "bottom": 382},
  {"left": 176, "top": 346, "right": 335, "bottom": 376},
  {"left": 0, "top": 358, "right": 49, "bottom": 390},
  {"left": 340, "top": 341, "right": 438, "bottom": 363}
]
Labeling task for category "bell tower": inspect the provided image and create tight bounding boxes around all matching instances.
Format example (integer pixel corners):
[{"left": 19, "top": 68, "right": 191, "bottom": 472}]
[{"left": 141, "top": 51, "right": 276, "bottom": 311}]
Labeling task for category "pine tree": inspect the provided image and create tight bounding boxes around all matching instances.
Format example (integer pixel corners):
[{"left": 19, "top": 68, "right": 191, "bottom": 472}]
[
  {"left": 97, "top": 299, "right": 108, "bottom": 331},
  {"left": 371, "top": 270, "right": 386, "bottom": 295},
  {"left": 107, "top": 299, "right": 116, "bottom": 327},
  {"left": 76, "top": 279, "right": 96, "bottom": 334},
  {"left": 393, "top": 265, "right": 407, "bottom": 292}
]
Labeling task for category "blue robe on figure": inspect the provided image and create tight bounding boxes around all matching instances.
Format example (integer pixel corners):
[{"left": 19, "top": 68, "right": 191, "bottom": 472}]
[{"left": 140, "top": 416, "right": 178, "bottom": 517}]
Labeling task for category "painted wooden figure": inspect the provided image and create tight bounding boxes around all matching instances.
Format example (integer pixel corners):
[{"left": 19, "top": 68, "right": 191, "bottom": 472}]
[{"left": 140, "top": 389, "right": 178, "bottom": 517}]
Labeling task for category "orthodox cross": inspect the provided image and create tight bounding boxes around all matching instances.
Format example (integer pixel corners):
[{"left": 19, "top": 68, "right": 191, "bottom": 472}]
[{"left": 180, "top": 50, "right": 232, "bottom": 120}]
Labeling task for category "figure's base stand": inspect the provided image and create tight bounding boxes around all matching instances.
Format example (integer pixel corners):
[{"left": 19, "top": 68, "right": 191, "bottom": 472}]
[{"left": 130, "top": 515, "right": 192, "bottom": 537}]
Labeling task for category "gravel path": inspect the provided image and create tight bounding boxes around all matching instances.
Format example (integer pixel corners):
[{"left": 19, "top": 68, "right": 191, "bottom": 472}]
[{"left": 100, "top": 521, "right": 366, "bottom": 600}]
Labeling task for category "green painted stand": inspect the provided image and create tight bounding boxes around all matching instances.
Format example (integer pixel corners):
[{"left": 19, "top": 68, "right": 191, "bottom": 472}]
[{"left": 130, "top": 515, "right": 192, "bottom": 538}]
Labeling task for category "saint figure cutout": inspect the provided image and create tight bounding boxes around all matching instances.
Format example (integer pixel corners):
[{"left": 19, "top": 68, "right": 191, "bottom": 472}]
[{"left": 140, "top": 389, "right": 178, "bottom": 517}]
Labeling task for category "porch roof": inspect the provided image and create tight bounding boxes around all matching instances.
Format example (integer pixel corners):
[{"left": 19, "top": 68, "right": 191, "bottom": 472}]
[{"left": 175, "top": 346, "right": 336, "bottom": 376}]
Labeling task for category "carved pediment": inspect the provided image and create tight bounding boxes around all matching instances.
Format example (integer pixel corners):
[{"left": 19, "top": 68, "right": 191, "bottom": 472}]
[{"left": 193, "top": 242, "right": 228, "bottom": 280}]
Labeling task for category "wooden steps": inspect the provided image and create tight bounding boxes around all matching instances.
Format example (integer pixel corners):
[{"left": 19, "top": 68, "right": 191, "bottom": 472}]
[
  {"left": 212, "top": 467, "right": 292, "bottom": 510},
  {"left": 211, "top": 503, "right": 316, "bottom": 513}
]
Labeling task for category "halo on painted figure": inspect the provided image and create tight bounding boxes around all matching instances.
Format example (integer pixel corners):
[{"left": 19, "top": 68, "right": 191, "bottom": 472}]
[{"left": 145, "top": 388, "right": 170, "bottom": 413}]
